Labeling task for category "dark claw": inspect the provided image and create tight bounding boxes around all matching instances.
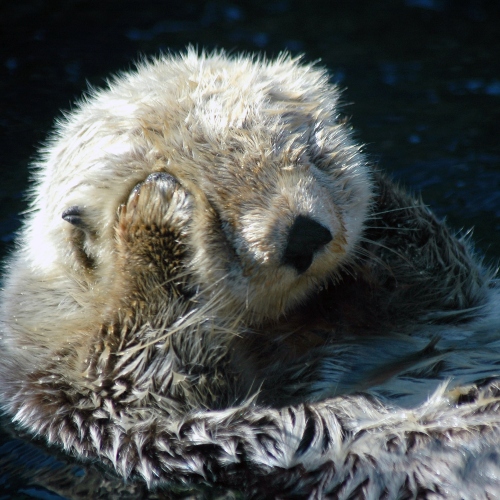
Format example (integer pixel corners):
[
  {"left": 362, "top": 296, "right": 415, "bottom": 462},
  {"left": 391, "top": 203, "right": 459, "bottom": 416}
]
[
  {"left": 62, "top": 206, "right": 85, "bottom": 228},
  {"left": 145, "top": 172, "right": 177, "bottom": 184}
]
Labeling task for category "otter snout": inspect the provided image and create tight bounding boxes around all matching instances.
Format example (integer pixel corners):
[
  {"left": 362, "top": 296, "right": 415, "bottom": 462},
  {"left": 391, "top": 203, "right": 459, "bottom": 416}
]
[{"left": 282, "top": 215, "right": 332, "bottom": 274}]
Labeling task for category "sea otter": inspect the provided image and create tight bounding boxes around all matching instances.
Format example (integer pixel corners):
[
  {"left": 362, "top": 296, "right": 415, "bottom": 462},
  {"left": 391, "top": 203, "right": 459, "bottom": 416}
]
[{"left": 1, "top": 50, "right": 500, "bottom": 498}]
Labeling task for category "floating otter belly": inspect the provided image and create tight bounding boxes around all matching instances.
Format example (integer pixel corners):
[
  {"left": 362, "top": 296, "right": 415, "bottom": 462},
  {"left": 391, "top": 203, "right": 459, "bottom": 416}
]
[{"left": 1, "top": 50, "right": 500, "bottom": 497}]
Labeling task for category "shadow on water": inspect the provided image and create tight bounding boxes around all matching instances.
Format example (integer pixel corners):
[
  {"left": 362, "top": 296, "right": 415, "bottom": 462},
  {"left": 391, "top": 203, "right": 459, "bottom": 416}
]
[{"left": 0, "top": 0, "right": 499, "bottom": 497}]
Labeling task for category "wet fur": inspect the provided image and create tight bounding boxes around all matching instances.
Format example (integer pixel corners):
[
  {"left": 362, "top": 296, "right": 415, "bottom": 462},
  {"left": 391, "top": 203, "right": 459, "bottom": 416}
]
[{"left": 1, "top": 50, "right": 500, "bottom": 498}]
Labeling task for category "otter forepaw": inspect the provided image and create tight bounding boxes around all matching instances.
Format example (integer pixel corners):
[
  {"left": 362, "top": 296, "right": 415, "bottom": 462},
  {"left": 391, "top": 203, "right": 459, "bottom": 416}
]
[
  {"left": 116, "top": 172, "right": 193, "bottom": 286},
  {"left": 119, "top": 172, "right": 182, "bottom": 234}
]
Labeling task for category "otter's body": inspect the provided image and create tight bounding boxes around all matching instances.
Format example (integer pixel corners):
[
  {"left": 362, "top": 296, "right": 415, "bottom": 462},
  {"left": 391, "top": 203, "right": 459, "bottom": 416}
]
[{"left": 1, "top": 51, "right": 500, "bottom": 497}]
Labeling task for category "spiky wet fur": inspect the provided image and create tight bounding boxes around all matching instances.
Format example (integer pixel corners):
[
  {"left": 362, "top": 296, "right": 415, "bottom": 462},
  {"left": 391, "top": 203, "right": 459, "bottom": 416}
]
[{"left": 1, "top": 50, "right": 500, "bottom": 498}]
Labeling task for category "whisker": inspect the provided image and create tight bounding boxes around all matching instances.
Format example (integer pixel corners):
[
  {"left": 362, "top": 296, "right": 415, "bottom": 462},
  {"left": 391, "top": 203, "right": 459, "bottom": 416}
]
[
  {"left": 359, "top": 237, "right": 413, "bottom": 265},
  {"left": 364, "top": 225, "right": 419, "bottom": 232},
  {"left": 368, "top": 206, "right": 421, "bottom": 216},
  {"left": 351, "top": 246, "right": 395, "bottom": 272}
]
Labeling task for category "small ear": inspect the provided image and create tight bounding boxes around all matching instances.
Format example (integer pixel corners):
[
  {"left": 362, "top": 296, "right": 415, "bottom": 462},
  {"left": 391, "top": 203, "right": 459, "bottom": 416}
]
[
  {"left": 62, "top": 206, "right": 86, "bottom": 229},
  {"left": 62, "top": 206, "right": 97, "bottom": 269}
]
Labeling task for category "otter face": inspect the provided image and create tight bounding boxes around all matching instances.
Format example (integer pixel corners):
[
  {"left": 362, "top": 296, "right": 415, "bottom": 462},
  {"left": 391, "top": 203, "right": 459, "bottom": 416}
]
[
  {"left": 51, "top": 53, "right": 372, "bottom": 326},
  {"left": 180, "top": 129, "right": 370, "bottom": 323}
]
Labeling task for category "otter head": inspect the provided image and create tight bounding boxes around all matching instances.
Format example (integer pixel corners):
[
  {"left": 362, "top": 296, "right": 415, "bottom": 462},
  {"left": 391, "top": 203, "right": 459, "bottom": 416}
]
[
  {"left": 178, "top": 126, "right": 371, "bottom": 324},
  {"left": 54, "top": 53, "right": 372, "bottom": 326}
]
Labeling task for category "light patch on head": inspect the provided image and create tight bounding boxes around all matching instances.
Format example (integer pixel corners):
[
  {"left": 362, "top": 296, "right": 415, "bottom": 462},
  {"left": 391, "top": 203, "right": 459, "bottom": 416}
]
[
  {"left": 100, "top": 98, "right": 138, "bottom": 117},
  {"left": 102, "top": 140, "right": 134, "bottom": 157},
  {"left": 194, "top": 94, "right": 253, "bottom": 135}
]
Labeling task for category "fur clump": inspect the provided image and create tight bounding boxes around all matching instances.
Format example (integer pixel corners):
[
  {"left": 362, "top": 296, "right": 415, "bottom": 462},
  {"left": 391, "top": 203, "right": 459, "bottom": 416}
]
[{"left": 1, "top": 50, "right": 500, "bottom": 498}]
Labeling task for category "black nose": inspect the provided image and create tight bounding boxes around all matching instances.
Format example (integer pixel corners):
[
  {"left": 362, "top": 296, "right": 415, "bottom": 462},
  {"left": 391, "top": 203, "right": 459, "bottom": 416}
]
[{"left": 282, "top": 215, "right": 333, "bottom": 274}]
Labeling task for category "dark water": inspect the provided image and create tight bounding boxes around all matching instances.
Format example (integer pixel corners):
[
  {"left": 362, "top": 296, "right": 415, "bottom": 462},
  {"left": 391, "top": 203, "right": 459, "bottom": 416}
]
[{"left": 0, "top": 0, "right": 499, "bottom": 497}]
